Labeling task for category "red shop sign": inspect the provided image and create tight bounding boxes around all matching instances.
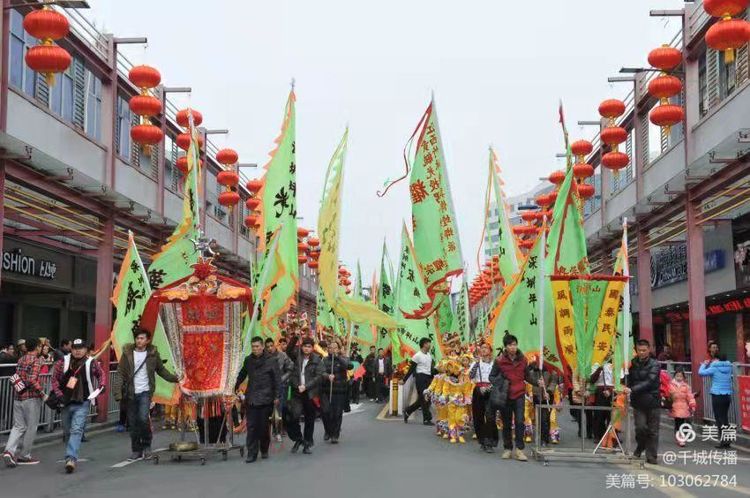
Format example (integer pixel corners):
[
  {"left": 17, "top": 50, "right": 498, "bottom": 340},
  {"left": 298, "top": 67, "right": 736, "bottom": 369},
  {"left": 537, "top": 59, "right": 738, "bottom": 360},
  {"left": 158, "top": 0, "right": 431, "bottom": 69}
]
[{"left": 738, "top": 375, "right": 750, "bottom": 433}]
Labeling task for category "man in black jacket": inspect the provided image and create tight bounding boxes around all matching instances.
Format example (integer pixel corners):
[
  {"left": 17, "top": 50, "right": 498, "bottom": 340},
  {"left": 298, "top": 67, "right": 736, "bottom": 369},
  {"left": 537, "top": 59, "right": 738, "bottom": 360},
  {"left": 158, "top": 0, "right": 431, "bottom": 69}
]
[
  {"left": 287, "top": 338, "right": 322, "bottom": 454},
  {"left": 363, "top": 346, "right": 377, "bottom": 401},
  {"left": 235, "top": 336, "right": 281, "bottom": 463},
  {"left": 625, "top": 339, "right": 661, "bottom": 464},
  {"left": 320, "top": 340, "right": 352, "bottom": 444}
]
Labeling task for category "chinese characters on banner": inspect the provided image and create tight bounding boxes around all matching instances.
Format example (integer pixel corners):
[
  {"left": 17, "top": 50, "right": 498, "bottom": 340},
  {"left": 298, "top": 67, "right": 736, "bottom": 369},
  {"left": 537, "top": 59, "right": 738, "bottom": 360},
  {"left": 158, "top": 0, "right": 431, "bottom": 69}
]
[{"left": 738, "top": 375, "right": 750, "bottom": 432}]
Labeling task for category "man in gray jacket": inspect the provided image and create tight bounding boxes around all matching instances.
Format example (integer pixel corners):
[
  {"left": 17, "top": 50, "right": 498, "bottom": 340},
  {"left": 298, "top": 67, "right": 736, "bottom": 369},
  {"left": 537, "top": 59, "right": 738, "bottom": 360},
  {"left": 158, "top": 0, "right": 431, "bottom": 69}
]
[{"left": 265, "top": 337, "right": 293, "bottom": 441}]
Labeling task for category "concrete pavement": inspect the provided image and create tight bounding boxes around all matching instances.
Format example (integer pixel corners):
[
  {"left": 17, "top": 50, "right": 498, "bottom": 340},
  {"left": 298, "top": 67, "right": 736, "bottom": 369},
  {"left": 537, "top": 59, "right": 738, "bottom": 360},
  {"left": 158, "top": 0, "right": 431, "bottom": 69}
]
[{"left": 1, "top": 402, "right": 748, "bottom": 498}]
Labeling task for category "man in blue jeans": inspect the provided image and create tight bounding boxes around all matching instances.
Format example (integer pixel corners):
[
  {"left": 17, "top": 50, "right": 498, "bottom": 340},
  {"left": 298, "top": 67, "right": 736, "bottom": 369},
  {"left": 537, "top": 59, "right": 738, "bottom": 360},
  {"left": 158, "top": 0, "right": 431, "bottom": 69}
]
[
  {"left": 113, "top": 329, "right": 181, "bottom": 461},
  {"left": 51, "top": 339, "right": 106, "bottom": 473}
]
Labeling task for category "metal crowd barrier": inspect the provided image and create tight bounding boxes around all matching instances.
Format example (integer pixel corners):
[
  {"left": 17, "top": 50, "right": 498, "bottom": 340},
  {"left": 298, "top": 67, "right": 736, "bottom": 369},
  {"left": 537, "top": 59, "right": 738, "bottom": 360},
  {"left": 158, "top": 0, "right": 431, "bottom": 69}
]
[{"left": 0, "top": 362, "right": 121, "bottom": 435}]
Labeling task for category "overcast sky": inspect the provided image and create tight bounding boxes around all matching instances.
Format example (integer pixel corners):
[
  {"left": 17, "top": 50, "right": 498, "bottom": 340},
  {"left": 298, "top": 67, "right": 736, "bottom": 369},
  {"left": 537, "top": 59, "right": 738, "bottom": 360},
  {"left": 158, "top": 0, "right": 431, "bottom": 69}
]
[{"left": 89, "top": 0, "right": 684, "bottom": 279}]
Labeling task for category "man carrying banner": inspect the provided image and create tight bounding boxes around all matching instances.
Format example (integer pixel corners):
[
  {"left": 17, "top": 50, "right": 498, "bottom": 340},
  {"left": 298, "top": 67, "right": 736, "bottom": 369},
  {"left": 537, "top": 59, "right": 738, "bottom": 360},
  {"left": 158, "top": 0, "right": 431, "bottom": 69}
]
[{"left": 402, "top": 338, "right": 436, "bottom": 425}]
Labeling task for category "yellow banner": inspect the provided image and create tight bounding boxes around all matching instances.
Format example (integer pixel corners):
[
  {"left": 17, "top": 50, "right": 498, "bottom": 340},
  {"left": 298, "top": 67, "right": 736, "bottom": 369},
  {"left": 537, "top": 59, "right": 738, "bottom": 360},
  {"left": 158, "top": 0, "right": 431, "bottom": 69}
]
[
  {"left": 551, "top": 279, "right": 577, "bottom": 370},
  {"left": 591, "top": 279, "right": 625, "bottom": 367}
]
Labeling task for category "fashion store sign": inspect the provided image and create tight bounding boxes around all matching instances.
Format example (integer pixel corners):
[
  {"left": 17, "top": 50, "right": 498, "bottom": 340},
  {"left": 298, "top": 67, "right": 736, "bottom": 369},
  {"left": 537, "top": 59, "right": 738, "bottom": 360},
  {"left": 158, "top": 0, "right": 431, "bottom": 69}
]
[
  {"left": 2, "top": 248, "right": 57, "bottom": 279},
  {"left": 650, "top": 244, "right": 724, "bottom": 289}
]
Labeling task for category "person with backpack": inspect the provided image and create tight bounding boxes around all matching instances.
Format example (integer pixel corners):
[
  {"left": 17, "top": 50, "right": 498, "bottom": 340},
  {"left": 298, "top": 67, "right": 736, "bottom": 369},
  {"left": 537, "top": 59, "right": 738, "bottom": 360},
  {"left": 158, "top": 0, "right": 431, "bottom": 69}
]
[{"left": 50, "top": 339, "right": 106, "bottom": 473}]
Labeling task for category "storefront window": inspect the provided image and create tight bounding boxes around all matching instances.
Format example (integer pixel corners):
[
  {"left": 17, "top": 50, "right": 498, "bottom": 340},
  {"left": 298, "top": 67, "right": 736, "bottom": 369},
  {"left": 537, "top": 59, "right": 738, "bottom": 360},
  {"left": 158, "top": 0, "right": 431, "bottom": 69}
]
[{"left": 115, "top": 94, "right": 131, "bottom": 158}]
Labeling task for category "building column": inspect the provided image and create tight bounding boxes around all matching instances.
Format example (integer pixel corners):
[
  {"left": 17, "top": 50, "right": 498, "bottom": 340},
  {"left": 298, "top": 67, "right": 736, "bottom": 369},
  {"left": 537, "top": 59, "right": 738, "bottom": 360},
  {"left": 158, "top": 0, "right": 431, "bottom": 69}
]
[
  {"left": 94, "top": 217, "right": 114, "bottom": 422},
  {"left": 0, "top": 161, "right": 5, "bottom": 289},
  {"left": 636, "top": 230, "right": 653, "bottom": 345},
  {"left": 686, "top": 193, "right": 707, "bottom": 417},
  {"left": 103, "top": 36, "right": 118, "bottom": 190},
  {"left": 737, "top": 313, "right": 747, "bottom": 364}
]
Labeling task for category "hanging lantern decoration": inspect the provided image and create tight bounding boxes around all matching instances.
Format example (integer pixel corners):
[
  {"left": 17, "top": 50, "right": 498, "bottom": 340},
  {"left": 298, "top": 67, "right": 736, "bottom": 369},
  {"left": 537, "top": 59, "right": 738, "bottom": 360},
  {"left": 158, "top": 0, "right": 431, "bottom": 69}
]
[
  {"left": 297, "top": 227, "right": 310, "bottom": 239},
  {"left": 244, "top": 214, "right": 259, "bottom": 229},
  {"left": 647, "top": 45, "right": 685, "bottom": 135},
  {"left": 23, "top": 7, "right": 71, "bottom": 86},
  {"left": 547, "top": 191, "right": 558, "bottom": 205},
  {"left": 297, "top": 242, "right": 308, "bottom": 253},
  {"left": 128, "top": 65, "right": 163, "bottom": 151},
  {"left": 307, "top": 237, "right": 320, "bottom": 248},
  {"left": 246, "top": 179, "right": 263, "bottom": 194},
  {"left": 245, "top": 197, "right": 261, "bottom": 211},
  {"left": 573, "top": 162, "right": 594, "bottom": 181},
  {"left": 298, "top": 255, "right": 308, "bottom": 265},
  {"left": 218, "top": 190, "right": 240, "bottom": 207},
  {"left": 548, "top": 170, "right": 566, "bottom": 186},
  {"left": 175, "top": 109, "right": 203, "bottom": 129},
  {"left": 215, "top": 148, "right": 240, "bottom": 209},
  {"left": 520, "top": 211, "right": 537, "bottom": 223},
  {"left": 598, "top": 99, "right": 629, "bottom": 173},
  {"left": 308, "top": 260, "right": 319, "bottom": 270},
  {"left": 571, "top": 140, "right": 593, "bottom": 162},
  {"left": 176, "top": 132, "right": 204, "bottom": 151},
  {"left": 535, "top": 193, "right": 551, "bottom": 209},
  {"left": 576, "top": 183, "right": 595, "bottom": 200},
  {"left": 703, "top": 0, "right": 750, "bottom": 63}
]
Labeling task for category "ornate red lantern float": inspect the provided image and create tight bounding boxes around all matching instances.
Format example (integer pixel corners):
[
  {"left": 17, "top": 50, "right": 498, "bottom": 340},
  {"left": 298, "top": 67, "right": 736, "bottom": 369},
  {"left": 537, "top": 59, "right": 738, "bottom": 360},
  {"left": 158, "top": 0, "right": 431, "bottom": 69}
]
[
  {"left": 23, "top": 7, "right": 71, "bottom": 86},
  {"left": 548, "top": 170, "right": 566, "bottom": 186},
  {"left": 704, "top": 0, "right": 750, "bottom": 63},
  {"left": 175, "top": 109, "right": 203, "bottom": 129}
]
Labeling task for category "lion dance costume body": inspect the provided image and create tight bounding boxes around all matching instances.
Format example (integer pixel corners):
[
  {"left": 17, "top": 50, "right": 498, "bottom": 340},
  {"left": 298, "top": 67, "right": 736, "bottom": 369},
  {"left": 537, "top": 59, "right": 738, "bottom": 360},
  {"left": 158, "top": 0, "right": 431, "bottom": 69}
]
[{"left": 424, "top": 356, "right": 474, "bottom": 443}]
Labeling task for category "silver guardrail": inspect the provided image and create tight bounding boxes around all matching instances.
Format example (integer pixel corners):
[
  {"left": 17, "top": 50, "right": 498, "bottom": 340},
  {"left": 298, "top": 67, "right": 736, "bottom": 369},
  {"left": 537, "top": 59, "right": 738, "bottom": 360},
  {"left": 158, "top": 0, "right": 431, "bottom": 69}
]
[{"left": 0, "top": 362, "right": 120, "bottom": 435}]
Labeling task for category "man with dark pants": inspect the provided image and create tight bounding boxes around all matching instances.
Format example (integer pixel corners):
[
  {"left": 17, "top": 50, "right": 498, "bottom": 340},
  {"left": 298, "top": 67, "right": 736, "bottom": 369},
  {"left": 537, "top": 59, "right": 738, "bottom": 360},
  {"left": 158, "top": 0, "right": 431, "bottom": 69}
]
[
  {"left": 287, "top": 338, "right": 322, "bottom": 454},
  {"left": 374, "top": 348, "right": 392, "bottom": 403},
  {"left": 235, "top": 336, "right": 280, "bottom": 463},
  {"left": 114, "top": 329, "right": 181, "bottom": 461},
  {"left": 402, "top": 338, "right": 435, "bottom": 425},
  {"left": 490, "top": 334, "right": 528, "bottom": 461},
  {"left": 625, "top": 339, "right": 661, "bottom": 464},
  {"left": 363, "top": 346, "right": 377, "bottom": 401},
  {"left": 320, "top": 340, "right": 352, "bottom": 443},
  {"left": 470, "top": 342, "right": 498, "bottom": 452}
]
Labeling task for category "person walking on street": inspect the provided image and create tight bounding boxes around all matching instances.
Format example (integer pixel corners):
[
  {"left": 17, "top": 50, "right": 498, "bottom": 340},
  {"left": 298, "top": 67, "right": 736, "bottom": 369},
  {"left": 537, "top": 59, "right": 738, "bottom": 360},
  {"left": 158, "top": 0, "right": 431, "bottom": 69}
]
[
  {"left": 668, "top": 368, "right": 696, "bottom": 448},
  {"left": 113, "top": 329, "right": 182, "bottom": 461},
  {"left": 3, "top": 338, "right": 47, "bottom": 467},
  {"left": 402, "top": 338, "right": 436, "bottom": 425},
  {"left": 265, "top": 337, "right": 293, "bottom": 442},
  {"left": 491, "top": 334, "right": 528, "bottom": 461},
  {"left": 320, "top": 340, "right": 352, "bottom": 444},
  {"left": 235, "top": 336, "right": 281, "bottom": 463},
  {"left": 287, "top": 338, "right": 322, "bottom": 455},
  {"left": 374, "top": 348, "right": 392, "bottom": 403},
  {"left": 470, "top": 342, "right": 498, "bottom": 452},
  {"left": 51, "top": 339, "right": 106, "bottom": 473},
  {"left": 349, "top": 346, "right": 364, "bottom": 405},
  {"left": 624, "top": 339, "right": 661, "bottom": 464},
  {"left": 698, "top": 352, "right": 734, "bottom": 448},
  {"left": 363, "top": 346, "right": 377, "bottom": 401}
]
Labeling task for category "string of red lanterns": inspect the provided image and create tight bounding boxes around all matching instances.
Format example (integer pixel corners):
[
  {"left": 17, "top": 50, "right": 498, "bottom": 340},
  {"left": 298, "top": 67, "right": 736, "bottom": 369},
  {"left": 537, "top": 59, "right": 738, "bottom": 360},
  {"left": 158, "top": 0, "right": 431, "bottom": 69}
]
[
  {"left": 23, "top": 6, "right": 71, "bottom": 86},
  {"left": 703, "top": 0, "right": 750, "bottom": 64},
  {"left": 647, "top": 45, "right": 685, "bottom": 135},
  {"left": 598, "top": 99, "right": 629, "bottom": 173},
  {"left": 128, "top": 65, "right": 164, "bottom": 151}
]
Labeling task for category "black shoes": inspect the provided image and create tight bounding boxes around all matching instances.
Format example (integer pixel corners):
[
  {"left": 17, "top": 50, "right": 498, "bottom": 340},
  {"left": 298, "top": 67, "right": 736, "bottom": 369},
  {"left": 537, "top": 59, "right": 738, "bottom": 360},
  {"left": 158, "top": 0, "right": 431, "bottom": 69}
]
[
  {"left": 302, "top": 444, "right": 313, "bottom": 455},
  {"left": 261, "top": 452, "right": 269, "bottom": 459},
  {"left": 646, "top": 457, "right": 657, "bottom": 465},
  {"left": 423, "top": 421, "right": 434, "bottom": 426},
  {"left": 291, "top": 441, "right": 302, "bottom": 454},
  {"left": 403, "top": 413, "right": 409, "bottom": 424},
  {"left": 331, "top": 436, "right": 339, "bottom": 444},
  {"left": 481, "top": 444, "right": 495, "bottom": 453},
  {"left": 245, "top": 454, "right": 258, "bottom": 463},
  {"left": 324, "top": 433, "right": 330, "bottom": 441}
]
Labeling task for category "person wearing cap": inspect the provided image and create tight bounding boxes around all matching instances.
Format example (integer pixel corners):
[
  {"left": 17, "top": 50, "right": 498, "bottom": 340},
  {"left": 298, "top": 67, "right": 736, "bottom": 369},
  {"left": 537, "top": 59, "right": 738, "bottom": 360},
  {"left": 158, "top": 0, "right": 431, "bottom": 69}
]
[
  {"left": 16, "top": 339, "right": 27, "bottom": 358},
  {"left": 51, "top": 339, "right": 106, "bottom": 474}
]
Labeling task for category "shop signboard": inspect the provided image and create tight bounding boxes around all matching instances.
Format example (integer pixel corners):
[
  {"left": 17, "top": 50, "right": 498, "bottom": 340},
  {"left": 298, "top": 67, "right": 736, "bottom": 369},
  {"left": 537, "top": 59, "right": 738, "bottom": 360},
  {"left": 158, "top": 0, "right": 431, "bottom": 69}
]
[
  {"left": 1, "top": 238, "right": 74, "bottom": 290},
  {"left": 650, "top": 244, "right": 724, "bottom": 289},
  {"left": 738, "top": 375, "right": 750, "bottom": 433}
]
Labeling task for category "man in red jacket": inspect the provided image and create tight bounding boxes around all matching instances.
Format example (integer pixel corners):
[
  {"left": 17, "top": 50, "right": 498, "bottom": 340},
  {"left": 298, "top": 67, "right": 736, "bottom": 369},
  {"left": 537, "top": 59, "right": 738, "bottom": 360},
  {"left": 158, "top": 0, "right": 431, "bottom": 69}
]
[{"left": 490, "top": 334, "right": 528, "bottom": 461}]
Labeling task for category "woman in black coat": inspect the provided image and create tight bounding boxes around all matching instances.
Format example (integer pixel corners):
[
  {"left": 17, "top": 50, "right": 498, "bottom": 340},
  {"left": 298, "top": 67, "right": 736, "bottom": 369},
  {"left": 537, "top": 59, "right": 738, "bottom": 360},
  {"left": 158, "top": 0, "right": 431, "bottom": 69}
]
[{"left": 320, "top": 340, "right": 353, "bottom": 443}]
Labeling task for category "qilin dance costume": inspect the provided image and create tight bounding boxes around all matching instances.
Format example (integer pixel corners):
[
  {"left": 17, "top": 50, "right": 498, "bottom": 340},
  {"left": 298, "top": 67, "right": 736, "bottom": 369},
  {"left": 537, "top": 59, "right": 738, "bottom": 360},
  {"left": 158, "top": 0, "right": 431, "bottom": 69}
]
[{"left": 424, "top": 356, "right": 473, "bottom": 443}]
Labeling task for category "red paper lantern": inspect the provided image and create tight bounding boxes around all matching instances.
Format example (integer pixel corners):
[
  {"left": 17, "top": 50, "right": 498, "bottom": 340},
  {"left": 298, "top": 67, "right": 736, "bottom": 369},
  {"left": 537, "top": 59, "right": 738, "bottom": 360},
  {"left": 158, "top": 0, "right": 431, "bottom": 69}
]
[
  {"left": 571, "top": 140, "right": 593, "bottom": 159},
  {"left": 176, "top": 133, "right": 204, "bottom": 151},
  {"left": 573, "top": 163, "right": 594, "bottom": 180},
  {"left": 703, "top": 0, "right": 749, "bottom": 18},
  {"left": 245, "top": 197, "right": 260, "bottom": 211},
  {"left": 521, "top": 211, "right": 537, "bottom": 222},
  {"left": 25, "top": 45, "right": 71, "bottom": 84},
  {"left": 341, "top": 278, "right": 351, "bottom": 287},
  {"left": 246, "top": 179, "right": 263, "bottom": 193},
  {"left": 650, "top": 104, "right": 685, "bottom": 128},
  {"left": 218, "top": 191, "right": 240, "bottom": 207},
  {"left": 217, "top": 170, "right": 239, "bottom": 187},
  {"left": 244, "top": 214, "right": 259, "bottom": 228},
  {"left": 548, "top": 191, "right": 558, "bottom": 205},
  {"left": 23, "top": 8, "right": 70, "bottom": 40},
  {"left": 298, "top": 255, "right": 308, "bottom": 265},
  {"left": 600, "top": 127, "right": 628, "bottom": 147},
  {"left": 128, "top": 65, "right": 161, "bottom": 90},
  {"left": 175, "top": 109, "right": 203, "bottom": 128},
  {"left": 535, "top": 193, "right": 551, "bottom": 208},
  {"left": 706, "top": 17, "right": 750, "bottom": 63},
  {"left": 548, "top": 170, "right": 566, "bottom": 186},
  {"left": 512, "top": 225, "right": 525, "bottom": 236},
  {"left": 648, "top": 45, "right": 682, "bottom": 71},
  {"left": 129, "top": 94, "right": 162, "bottom": 117},
  {"left": 601, "top": 151, "right": 629, "bottom": 171},
  {"left": 577, "top": 183, "right": 595, "bottom": 200},
  {"left": 598, "top": 99, "right": 626, "bottom": 120},
  {"left": 175, "top": 156, "right": 202, "bottom": 174},
  {"left": 297, "top": 242, "right": 308, "bottom": 253},
  {"left": 130, "top": 124, "right": 163, "bottom": 146},
  {"left": 307, "top": 237, "right": 320, "bottom": 247},
  {"left": 308, "top": 260, "right": 319, "bottom": 270},
  {"left": 216, "top": 148, "right": 239, "bottom": 166},
  {"left": 297, "top": 227, "right": 310, "bottom": 238},
  {"left": 647, "top": 75, "right": 683, "bottom": 101}
]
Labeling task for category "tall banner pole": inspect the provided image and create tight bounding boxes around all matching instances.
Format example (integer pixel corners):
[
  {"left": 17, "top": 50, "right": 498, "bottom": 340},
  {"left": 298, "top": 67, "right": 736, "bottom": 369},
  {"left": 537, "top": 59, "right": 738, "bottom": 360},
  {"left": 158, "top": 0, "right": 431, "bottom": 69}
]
[
  {"left": 538, "top": 217, "right": 546, "bottom": 371},
  {"left": 622, "top": 217, "right": 630, "bottom": 377}
]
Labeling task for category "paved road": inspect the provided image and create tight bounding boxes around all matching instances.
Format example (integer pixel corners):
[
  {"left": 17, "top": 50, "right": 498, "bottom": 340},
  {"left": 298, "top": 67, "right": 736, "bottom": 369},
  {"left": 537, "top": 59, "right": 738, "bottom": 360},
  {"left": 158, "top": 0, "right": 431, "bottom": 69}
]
[{"left": 2, "top": 402, "right": 749, "bottom": 498}]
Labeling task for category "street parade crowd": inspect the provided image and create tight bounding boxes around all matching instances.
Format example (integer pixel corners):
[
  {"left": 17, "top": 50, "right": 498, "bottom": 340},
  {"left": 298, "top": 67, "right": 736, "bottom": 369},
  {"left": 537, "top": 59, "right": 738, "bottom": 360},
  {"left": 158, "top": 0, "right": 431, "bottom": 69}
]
[{"left": 1, "top": 321, "right": 742, "bottom": 472}]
